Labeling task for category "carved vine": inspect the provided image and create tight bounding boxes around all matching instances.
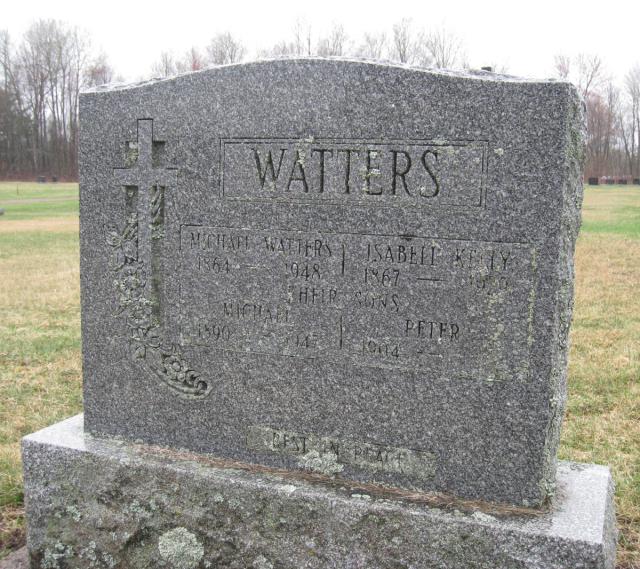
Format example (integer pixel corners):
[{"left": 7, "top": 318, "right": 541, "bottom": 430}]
[{"left": 105, "top": 213, "right": 210, "bottom": 399}]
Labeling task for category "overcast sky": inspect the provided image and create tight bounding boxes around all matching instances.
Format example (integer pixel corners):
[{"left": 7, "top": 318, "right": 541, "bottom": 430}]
[{"left": 3, "top": 0, "right": 639, "bottom": 84}]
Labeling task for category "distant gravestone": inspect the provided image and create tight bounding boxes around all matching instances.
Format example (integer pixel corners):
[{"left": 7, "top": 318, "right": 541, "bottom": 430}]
[
  {"left": 634, "top": 178, "right": 640, "bottom": 185},
  {"left": 37, "top": 176, "right": 45, "bottom": 183},
  {"left": 588, "top": 177, "right": 599, "bottom": 185},
  {"left": 618, "top": 178, "right": 628, "bottom": 184},
  {"left": 22, "top": 60, "right": 616, "bottom": 568}
]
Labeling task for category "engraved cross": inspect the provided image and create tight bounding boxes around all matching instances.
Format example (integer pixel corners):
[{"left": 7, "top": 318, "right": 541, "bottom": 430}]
[{"left": 113, "top": 119, "right": 177, "bottom": 266}]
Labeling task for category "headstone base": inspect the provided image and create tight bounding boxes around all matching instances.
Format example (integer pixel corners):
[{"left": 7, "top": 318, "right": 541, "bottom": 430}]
[{"left": 23, "top": 415, "right": 616, "bottom": 569}]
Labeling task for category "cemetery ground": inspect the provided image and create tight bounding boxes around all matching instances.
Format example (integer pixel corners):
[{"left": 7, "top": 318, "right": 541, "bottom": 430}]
[{"left": 0, "top": 182, "right": 638, "bottom": 567}]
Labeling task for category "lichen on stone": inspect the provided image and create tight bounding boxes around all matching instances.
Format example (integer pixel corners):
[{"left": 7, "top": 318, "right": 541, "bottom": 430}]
[
  {"left": 124, "top": 498, "right": 157, "bottom": 520},
  {"left": 253, "top": 554, "right": 274, "bottom": 569},
  {"left": 158, "top": 527, "right": 204, "bottom": 569},
  {"left": 78, "top": 541, "right": 117, "bottom": 569},
  {"left": 66, "top": 505, "right": 82, "bottom": 522},
  {"left": 42, "top": 542, "right": 74, "bottom": 569},
  {"left": 297, "top": 449, "right": 344, "bottom": 476}
]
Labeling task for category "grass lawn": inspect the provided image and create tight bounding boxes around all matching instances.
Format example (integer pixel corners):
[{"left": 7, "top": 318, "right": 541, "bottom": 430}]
[
  {"left": 0, "top": 182, "right": 78, "bottom": 221},
  {"left": 0, "top": 181, "right": 638, "bottom": 567}
]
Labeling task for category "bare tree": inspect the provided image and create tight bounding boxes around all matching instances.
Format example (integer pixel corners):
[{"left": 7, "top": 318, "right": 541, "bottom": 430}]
[
  {"left": 390, "top": 19, "right": 416, "bottom": 64},
  {"left": 357, "top": 32, "right": 386, "bottom": 59},
  {"left": 5, "top": 20, "right": 91, "bottom": 177},
  {"left": 554, "top": 53, "right": 604, "bottom": 100},
  {"left": 585, "top": 82, "right": 620, "bottom": 178},
  {"left": 260, "top": 41, "right": 291, "bottom": 57},
  {"left": 179, "top": 47, "right": 205, "bottom": 72},
  {"left": 259, "top": 19, "right": 315, "bottom": 58},
  {"left": 604, "top": 81, "right": 621, "bottom": 153},
  {"left": 206, "top": 32, "right": 246, "bottom": 65},
  {"left": 66, "top": 27, "right": 91, "bottom": 176},
  {"left": 0, "top": 20, "right": 114, "bottom": 179},
  {"left": 421, "top": 27, "right": 462, "bottom": 69},
  {"left": 317, "top": 24, "right": 349, "bottom": 57},
  {"left": 257, "top": 41, "right": 291, "bottom": 58},
  {"left": 553, "top": 54, "right": 629, "bottom": 177},
  {"left": 0, "top": 30, "right": 14, "bottom": 90},
  {"left": 0, "top": 29, "right": 32, "bottom": 177},
  {"left": 18, "top": 21, "right": 51, "bottom": 173},
  {"left": 620, "top": 65, "right": 640, "bottom": 177},
  {"left": 576, "top": 54, "right": 604, "bottom": 99},
  {"left": 554, "top": 53, "right": 605, "bottom": 100},
  {"left": 292, "top": 19, "right": 313, "bottom": 56},
  {"left": 152, "top": 51, "right": 177, "bottom": 77},
  {"left": 554, "top": 54, "right": 571, "bottom": 79},
  {"left": 85, "top": 52, "right": 114, "bottom": 87}
]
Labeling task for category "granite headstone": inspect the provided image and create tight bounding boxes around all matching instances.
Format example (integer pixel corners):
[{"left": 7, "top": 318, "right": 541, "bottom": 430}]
[
  {"left": 77, "top": 59, "right": 583, "bottom": 507},
  {"left": 22, "top": 59, "right": 617, "bottom": 569}
]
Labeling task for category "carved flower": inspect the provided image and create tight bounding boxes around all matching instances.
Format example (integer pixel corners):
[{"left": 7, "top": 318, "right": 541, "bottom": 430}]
[
  {"left": 162, "top": 353, "right": 189, "bottom": 384},
  {"left": 127, "top": 303, "right": 154, "bottom": 331},
  {"left": 131, "top": 340, "right": 146, "bottom": 360},
  {"left": 160, "top": 351, "right": 207, "bottom": 394},
  {"left": 131, "top": 325, "right": 161, "bottom": 349},
  {"left": 184, "top": 370, "right": 208, "bottom": 395},
  {"left": 106, "top": 207, "right": 209, "bottom": 398},
  {"left": 183, "top": 369, "right": 199, "bottom": 387},
  {"left": 115, "top": 265, "right": 146, "bottom": 302},
  {"left": 122, "top": 239, "right": 138, "bottom": 264},
  {"left": 106, "top": 216, "right": 138, "bottom": 270}
]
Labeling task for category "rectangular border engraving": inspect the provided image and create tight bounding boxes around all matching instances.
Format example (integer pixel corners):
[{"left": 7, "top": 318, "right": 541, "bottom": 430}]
[
  {"left": 178, "top": 225, "right": 536, "bottom": 382},
  {"left": 220, "top": 138, "right": 489, "bottom": 210}
]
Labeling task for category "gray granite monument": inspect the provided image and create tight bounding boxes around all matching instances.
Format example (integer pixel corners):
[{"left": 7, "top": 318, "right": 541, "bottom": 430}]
[{"left": 22, "top": 59, "right": 616, "bottom": 568}]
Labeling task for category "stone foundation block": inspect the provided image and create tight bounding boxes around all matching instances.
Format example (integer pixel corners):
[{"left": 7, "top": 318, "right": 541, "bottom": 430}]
[{"left": 23, "top": 415, "right": 616, "bottom": 568}]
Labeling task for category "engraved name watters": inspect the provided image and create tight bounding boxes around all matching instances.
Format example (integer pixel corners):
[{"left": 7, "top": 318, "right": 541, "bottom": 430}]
[
  {"left": 222, "top": 138, "right": 488, "bottom": 209},
  {"left": 107, "top": 118, "right": 211, "bottom": 399}
]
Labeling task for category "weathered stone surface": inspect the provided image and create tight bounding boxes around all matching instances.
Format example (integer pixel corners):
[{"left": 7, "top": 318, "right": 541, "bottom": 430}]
[
  {"left": 79, "top": 58, "right": 585, "bottom": 506},
  {"left": 23, "top": 416, "right": 616, "bottom": 569},
  {"left": 0, "top": 548, "right": 28, "bottom": 569}
]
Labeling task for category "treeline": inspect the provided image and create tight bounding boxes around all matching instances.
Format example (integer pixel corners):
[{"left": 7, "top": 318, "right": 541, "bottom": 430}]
[
  {"left": 554, "top": 54, "right": 640, "bottom": 179},
  {"left": 1, "top": 18, "right": 639, "bottom": 180},
  {"left": 0, "top": 21, "right": 115, "bottom": 179},
  {"left": 150, "top": 20, "right": 468, "bottom": 76},
  {"left": 0, "top": 18, "right": 468, "bottom": 180}
]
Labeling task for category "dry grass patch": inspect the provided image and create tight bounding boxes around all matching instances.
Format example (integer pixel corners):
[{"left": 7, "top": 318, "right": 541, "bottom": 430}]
[
  {"left": 0, "top": 506, "right": 24, "bottom": 556},
  {"left": 0, "top": 217, "right": 81, "bottom": 511},
  {"left": 562, "top": 232, "right": 640, "bottom": 569},
  {"left": 0, "top": 218, "right": 78, "bottom": 234}
]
